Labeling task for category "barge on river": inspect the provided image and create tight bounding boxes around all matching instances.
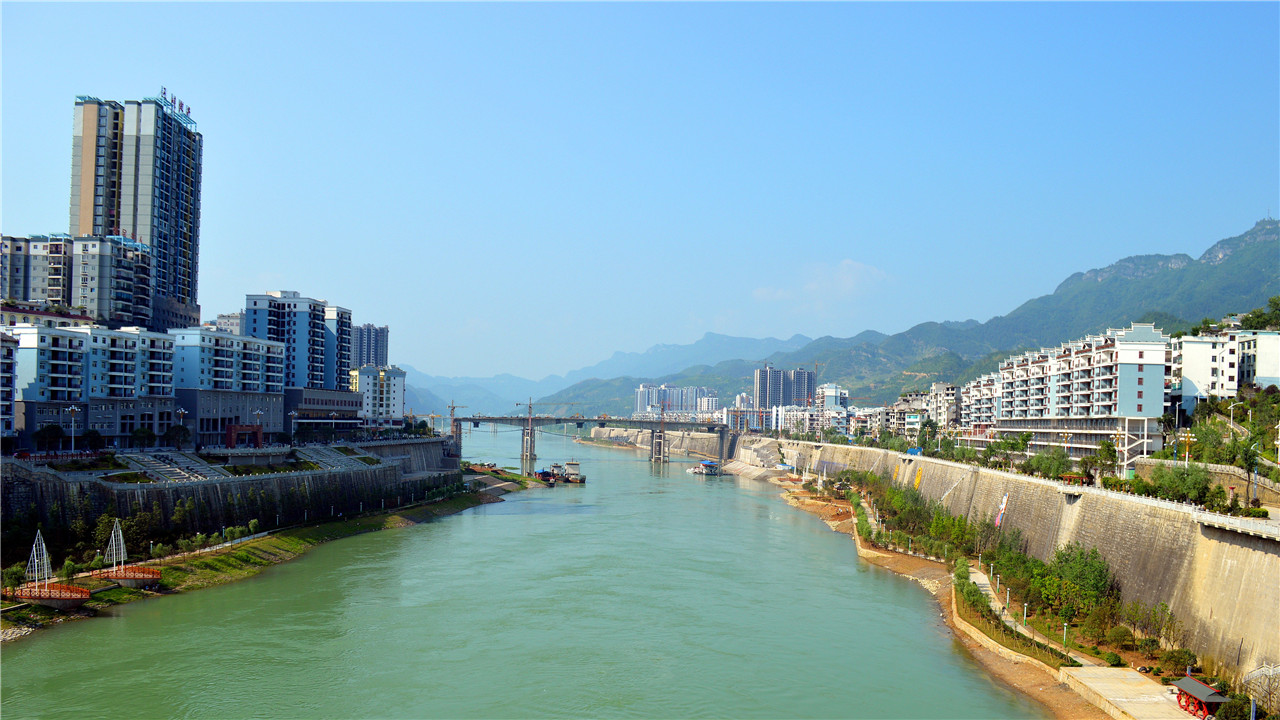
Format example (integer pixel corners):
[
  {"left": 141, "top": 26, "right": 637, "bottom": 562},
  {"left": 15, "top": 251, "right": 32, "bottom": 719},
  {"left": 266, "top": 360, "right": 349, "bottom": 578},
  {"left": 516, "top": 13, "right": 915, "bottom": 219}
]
[{"left": 538, "top": 461, "right": 587, "bottom": 484}]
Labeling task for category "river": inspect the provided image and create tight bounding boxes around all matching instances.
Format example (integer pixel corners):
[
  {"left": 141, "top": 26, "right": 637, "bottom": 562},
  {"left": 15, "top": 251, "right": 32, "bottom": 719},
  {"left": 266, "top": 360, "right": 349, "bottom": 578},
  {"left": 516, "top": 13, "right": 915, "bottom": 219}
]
[{"left": 1, "top": 429, "right": 1047, "bottom": 718}]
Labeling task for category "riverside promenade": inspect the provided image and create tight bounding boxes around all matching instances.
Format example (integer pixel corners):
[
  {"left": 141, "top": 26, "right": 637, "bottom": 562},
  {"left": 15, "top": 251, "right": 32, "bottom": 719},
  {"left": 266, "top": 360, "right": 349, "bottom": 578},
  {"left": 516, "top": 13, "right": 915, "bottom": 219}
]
[{"left": 968, "top": 566, "right": 1188, "bottom": 720}]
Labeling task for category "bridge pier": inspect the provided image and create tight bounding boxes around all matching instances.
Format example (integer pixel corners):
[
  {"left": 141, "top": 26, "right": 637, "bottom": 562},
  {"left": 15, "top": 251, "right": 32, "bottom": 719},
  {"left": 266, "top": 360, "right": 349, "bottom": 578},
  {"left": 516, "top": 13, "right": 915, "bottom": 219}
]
[
  {"left": 521, "top": 427, "right": 537, "bottom": 460},
  {"left": 650, "top": 429, "right": 668, "bottom": 463},
  {"left": 717, "top": 428, "right": 728, "bottom": 468}
]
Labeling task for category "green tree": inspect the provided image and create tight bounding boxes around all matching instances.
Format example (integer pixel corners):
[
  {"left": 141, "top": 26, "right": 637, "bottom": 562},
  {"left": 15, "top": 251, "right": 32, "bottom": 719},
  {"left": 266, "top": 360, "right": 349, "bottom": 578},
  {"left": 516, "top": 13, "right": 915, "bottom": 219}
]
[
  {"left": 59, "top": 558, "right": 80, "bottom": 583},
  {"left": 33, "top": 423, "right": 66, "bottom": 452},
  {"left": 1106, "top": 626, "right": 1135, "bottom": 651},
  {"left": 1096, "top": 440, "right": 1118, "bottom": 476},
  {"left": 1239, "top": 296, "right": 1280, "bottom": 330},
  {"left": 1137, "top": 637, "right": 1161, "bottom": 659},
  {"left": 1160, "top": 648, "right": 1197, "bottom": 673},
  {"left": 131, "top": 427, "right": 157, "bottom": 449},
  {"left": 163, "top": 424, "right": 191, "bottom": 449},
  {"left": 2, "top": 563, "right": 26, "bottom": 592},
  {"left": 80, "top": 429, "right": 107, "bottom": 451}
]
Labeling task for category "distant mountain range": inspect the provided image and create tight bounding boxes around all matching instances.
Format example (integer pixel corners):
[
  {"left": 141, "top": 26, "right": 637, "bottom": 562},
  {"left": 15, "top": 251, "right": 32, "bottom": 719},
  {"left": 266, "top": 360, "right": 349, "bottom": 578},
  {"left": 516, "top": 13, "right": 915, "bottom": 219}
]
[
  {"left": 401, "top": 332, "right": 813, "bottom": 416},
  {"left": 531, "top": 218, "right": 1280, "bottom": 415}
]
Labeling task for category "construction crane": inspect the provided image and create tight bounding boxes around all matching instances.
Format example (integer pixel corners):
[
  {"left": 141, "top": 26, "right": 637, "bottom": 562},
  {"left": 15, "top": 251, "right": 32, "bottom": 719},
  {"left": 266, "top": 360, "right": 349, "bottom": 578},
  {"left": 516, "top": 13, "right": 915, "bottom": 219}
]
[
  {"left": 447, "top": 402, "right": 468, "bottom": 435},
  {"left": 512, "top": 399, "right": 581, "bottom": 460},
  {"left": 808, "top": 361, "right": 826, "bottom": 406}
]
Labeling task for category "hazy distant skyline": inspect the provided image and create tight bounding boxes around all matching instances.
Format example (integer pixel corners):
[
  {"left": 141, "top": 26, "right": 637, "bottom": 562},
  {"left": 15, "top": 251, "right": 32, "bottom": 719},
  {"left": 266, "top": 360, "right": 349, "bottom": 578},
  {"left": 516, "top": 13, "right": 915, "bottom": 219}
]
[{"left": 4, "top": 2, "right": 1277, "bottom": 378}]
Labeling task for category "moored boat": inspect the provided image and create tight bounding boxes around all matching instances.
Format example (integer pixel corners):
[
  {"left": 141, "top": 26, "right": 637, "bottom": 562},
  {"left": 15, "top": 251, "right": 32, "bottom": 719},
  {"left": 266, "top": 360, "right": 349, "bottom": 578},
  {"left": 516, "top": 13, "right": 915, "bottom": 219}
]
[
  {"left": 688, "top": 460, "right": 721, "bottom": 476},
  {"left": 563, "top": 460, "right": 586, "bottom": 483}
]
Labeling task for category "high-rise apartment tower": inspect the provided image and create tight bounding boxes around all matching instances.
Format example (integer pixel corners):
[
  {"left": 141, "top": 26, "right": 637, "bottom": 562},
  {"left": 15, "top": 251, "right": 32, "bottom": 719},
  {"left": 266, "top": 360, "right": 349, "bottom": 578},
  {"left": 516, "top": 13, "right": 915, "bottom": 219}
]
[
  {"left": 70, "top": 93, "right": 202, "bottom": 331},
  {"left": 353, "top": 324, "right": 390, "bottom": 367}
]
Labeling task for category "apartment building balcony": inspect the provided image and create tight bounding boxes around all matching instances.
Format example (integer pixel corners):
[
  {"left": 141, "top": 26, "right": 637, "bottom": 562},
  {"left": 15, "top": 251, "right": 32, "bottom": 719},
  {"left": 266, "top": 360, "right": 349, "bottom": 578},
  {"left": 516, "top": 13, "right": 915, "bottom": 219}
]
[
  {"left": 105, "top": 388, "right": 136, "bottom": 398},
  {"left": 47, "top": 378, "right": 83, "bottom": 389},
  {"left": 213, "top": 381, "right": 233, "bottom": 391},
  {"left": 48, "top": 365, "right": 82, "bottom": 378},
  {"left": 48, "top": 389, "right": 82, "bottom": 402}
]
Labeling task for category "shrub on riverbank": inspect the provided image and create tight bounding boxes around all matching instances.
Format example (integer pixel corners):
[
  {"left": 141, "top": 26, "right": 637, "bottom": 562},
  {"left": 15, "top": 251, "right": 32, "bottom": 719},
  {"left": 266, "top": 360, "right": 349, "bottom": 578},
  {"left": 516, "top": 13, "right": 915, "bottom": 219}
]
[
  {"left": 952, "top": 559, "right": 1077, "bottom": 669},
  {"left": 843, "top": 465, "right": 1185, "bottom": 666}
]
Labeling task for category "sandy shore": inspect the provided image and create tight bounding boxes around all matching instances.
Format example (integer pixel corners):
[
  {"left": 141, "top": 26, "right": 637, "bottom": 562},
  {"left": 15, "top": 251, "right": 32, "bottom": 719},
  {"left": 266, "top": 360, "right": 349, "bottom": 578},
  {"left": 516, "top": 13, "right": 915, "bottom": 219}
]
[{"left": 784, "top": 492, "right": 1108, "bottom": 720}]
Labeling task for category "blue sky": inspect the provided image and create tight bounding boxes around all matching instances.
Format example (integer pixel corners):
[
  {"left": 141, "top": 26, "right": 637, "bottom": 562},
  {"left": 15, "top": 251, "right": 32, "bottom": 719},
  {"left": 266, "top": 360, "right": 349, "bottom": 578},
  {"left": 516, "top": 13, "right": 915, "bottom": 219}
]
[{"left": 4, "top": 2, "right": 1277, "bottom": 378}]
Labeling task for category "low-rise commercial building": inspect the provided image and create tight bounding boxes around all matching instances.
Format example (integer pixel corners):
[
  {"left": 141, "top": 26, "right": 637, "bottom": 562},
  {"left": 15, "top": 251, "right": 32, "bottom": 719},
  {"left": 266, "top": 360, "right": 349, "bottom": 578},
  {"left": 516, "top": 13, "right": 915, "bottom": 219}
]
[{"left": 283, "top": 387, "right": 362, "bottom": 440}]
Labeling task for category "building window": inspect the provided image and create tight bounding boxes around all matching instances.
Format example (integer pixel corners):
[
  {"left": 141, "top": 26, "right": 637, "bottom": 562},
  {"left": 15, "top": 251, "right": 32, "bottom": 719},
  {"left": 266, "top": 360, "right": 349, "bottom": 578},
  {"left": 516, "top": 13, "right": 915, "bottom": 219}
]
[
  {"left": 1137, "top": 391, "right": 1143, "bottom": 399},
  {"left": 1138, "top": 351, "right": 1144, "bottom": 359},
  {"left": 1137, "top": 404, "right": 1143, "bottom": 412},
  {"left": 1138, "top": 364, "right": 1144, "bottom": 372},
  {"left": 1138, "top": 377, "right": 1144, "bottom": 386}
]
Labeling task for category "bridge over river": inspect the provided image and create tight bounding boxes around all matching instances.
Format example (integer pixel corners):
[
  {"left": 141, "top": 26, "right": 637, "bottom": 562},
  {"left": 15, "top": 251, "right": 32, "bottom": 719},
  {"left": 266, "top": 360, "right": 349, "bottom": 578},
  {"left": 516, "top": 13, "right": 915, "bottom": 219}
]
[{"left": 451, "top": 415, "right": 731, "bottom": 465}]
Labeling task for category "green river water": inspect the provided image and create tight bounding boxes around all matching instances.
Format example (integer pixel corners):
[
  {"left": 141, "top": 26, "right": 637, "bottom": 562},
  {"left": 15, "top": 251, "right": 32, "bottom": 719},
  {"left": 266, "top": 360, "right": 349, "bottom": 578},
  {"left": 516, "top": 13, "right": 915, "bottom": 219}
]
[{"left": 1, "top": 430, "right": 1047, "bottom": 718}]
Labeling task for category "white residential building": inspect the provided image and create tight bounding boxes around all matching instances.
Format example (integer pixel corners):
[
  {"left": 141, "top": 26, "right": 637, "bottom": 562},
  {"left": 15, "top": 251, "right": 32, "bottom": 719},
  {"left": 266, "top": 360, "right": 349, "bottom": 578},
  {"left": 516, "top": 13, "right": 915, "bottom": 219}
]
[
  {"left": 1172, "top": 330, "right": 1280, "bottom": 413},
  {"left": 350, "top": 365, "right": 406, "bottom": 429},
  {"left": 10, "top": 323, "right": 177, "bottom": 447},
  {"left": 1239, "top": 332, "right": 1280, "bottom": 390},
  {"left": 926, "top": 381, "right": 959, "bottom": 427},
  {"left": 960, "top": 323, "right": 1169, "bottom": 465}
]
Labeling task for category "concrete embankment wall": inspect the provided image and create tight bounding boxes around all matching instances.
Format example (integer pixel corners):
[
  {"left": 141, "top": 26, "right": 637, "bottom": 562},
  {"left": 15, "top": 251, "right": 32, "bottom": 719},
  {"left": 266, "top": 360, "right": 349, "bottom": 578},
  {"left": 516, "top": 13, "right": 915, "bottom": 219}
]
[
  {"left": 355, "top": 438, "right": 449, "bottom": 474},
  {"left": 589, "top": 428, "right": 724, "bottom": 458},
  {"left": 734, "top": 438, "right": 1280, "bottom": 678},
  {"left": 1, "top": 460, "right": 460, "bottom": 565}
]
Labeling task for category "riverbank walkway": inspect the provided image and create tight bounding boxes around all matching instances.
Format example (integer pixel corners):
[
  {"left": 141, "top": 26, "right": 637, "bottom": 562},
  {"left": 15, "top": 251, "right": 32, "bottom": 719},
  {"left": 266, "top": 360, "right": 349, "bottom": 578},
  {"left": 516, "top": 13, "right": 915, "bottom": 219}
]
[
  {"left": 968, "top": 567, "right": 1188, "bottom": 720},
  {"left": 968, "top": 567, "right": 1102, "bottom": 667}
]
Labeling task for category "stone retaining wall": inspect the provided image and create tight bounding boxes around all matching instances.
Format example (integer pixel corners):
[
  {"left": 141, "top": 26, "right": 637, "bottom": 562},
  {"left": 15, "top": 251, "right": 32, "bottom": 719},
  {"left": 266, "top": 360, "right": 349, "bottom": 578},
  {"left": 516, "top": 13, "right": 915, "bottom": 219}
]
[
  {"left": 1, "top": 459, "right": 461, "bottom": 566},
  {"left": 732, "top": 438, "right": 1280, "bottom": 678},
  {"left": 589, "top": 428, "right": 724, "bottom": 457}
]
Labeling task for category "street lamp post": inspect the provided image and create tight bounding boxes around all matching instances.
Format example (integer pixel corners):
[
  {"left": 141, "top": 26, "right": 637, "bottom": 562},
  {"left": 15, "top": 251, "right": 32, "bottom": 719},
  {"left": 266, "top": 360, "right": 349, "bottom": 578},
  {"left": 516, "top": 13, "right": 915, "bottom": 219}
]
[
  {"left": 68, "top": 405, "right": 81, "bottom": 453},
  {"left": 287, "top": 410, "right": 298, "bottom": 443},
  {"left": 1228, "top": 402, "right": 1243, "bottom": 432},
  {"left": 1063, "top": 623, "right": 1069, "bottom": 650},
  {"left": 330, "top": 411, "right": 338, "bottom": 440},
  {"left": 1251, "top": 443, "right": 1260, "bottom": 503},
  {"left": 176, "top": 407, "right": 189, "bottom": 449}
]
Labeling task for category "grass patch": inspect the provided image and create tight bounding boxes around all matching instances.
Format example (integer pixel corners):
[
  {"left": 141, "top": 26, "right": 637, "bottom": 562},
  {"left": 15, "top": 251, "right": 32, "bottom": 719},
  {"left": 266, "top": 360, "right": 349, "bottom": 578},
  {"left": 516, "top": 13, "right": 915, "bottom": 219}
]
[
  {"left": 334, "top": 446, "right": 358, "bottom": 456},
  {"left": 106, "top": 471, "right": 154, "bottom": 483},
  {"left": 1, "top": 603, "right": 64, "bottom": 630},
  {"left": 355, "top": 456, "right": 381, "bottom": 465},
  {"left": 956, "top": 592, "right": 1075, "bottom": 669},
  {"left": 50, "top": 454, "right": 128, "bottom": 472},
  {"left": 223, "top": 460, "right": 322, "bottom": 476},
  {"left": 85, "top": 587, "right": 146, "bottom": 607}
]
